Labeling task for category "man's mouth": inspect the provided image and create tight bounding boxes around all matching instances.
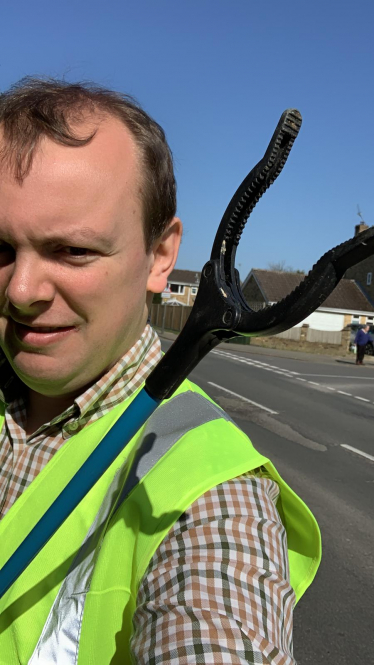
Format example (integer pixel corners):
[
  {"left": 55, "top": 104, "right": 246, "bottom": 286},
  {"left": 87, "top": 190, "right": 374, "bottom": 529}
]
[
  {"left": 11, "top": 317, "right": 76, "bottom": 331},
  {"left": 20, "top": 326, "right": 73, "bottom": 333},
  {"left": 11, "top": 320, "right": 77, "bottom": 345}
]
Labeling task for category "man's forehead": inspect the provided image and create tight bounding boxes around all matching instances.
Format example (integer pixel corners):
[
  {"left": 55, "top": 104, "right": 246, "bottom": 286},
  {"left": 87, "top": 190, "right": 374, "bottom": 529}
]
[
  {"left": 0, "top": 115, "right": 143, "bottom": 232},
  {"left": 0, "top": 114, "right": 147, "bottom": 251},
  {"left": 0, "top": 114, "right": 141, "bottom": 186}
]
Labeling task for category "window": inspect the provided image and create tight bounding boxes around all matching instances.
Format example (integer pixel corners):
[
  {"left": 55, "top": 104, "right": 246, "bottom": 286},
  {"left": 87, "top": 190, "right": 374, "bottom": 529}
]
[
  {"left": 191, "top": 287, "right": 198, "bottom": 295},
  {"left": 351, "top": 314, "right": 360, "bottom": 325},
  {"left": 169, "top": 283, "right": 185, "bottom": 295},
  {"left": 367, "top": 272, "right": 372, "bottom": 286}
]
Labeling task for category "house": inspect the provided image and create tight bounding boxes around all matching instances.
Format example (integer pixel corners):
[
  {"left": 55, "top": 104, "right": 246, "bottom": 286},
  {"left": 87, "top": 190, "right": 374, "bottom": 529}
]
[
  {"left": 162, "top": 269, "right": 201, "bottom": 306},
  {"left": 344, "top": 222, "right": 374, "bottom": 305},
  {"left": 241, "top": 268, "right": 374, "bottom": 331}
]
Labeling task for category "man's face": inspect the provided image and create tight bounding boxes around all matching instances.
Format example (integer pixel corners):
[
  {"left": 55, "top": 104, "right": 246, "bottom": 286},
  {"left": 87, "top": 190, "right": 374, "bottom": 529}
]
[{"left": 0, "top": 116, "right": 173, "bottom": 397}]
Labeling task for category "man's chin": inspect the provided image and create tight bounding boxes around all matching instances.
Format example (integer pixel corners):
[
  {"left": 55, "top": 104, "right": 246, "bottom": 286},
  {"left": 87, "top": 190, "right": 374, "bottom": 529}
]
[{"left": 9, "top": 358, "right": 80, "bottom": 396}]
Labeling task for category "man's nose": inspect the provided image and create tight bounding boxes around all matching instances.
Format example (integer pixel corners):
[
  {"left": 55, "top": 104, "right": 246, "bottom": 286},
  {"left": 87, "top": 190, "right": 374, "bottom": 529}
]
[{"left": 5, "top": 253, "right": 55, "bottom": 310}]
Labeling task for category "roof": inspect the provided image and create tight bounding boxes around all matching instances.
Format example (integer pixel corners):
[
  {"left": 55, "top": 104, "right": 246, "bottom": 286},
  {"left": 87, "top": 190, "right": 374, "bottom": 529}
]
[
  {"left": 168, "top": 269, "right": 201, "bottom": 286},
  {"left": 247, "top": 269, "right": 374, "bottom": 312}
]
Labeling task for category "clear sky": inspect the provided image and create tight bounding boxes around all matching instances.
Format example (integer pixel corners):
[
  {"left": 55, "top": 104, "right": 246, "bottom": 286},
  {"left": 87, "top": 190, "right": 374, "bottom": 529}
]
[{"left": 1, "top": 0, "right": 374, "bottom": 280}]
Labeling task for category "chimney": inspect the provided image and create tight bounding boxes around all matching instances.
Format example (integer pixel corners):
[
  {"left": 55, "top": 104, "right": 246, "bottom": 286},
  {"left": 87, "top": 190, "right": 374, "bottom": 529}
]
[{"left": 354, "top": 222, "right": 369, "bottom": 236}]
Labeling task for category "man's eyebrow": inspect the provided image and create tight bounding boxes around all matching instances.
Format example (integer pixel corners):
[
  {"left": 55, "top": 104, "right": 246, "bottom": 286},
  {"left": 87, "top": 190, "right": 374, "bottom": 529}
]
[{"left": 43, "top": 227, "right": 114, "bottom": 250}]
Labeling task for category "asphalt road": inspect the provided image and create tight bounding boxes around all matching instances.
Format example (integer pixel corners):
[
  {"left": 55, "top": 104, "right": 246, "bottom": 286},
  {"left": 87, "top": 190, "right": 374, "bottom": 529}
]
[{"left": 161, "top": 339, "right": 374, "bottom": 665}]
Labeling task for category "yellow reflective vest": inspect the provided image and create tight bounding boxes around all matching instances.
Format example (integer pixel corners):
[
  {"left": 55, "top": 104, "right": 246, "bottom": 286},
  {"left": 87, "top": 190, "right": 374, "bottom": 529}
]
[{"left": 0, "top": 379, "right": 321, "bottom": 664}]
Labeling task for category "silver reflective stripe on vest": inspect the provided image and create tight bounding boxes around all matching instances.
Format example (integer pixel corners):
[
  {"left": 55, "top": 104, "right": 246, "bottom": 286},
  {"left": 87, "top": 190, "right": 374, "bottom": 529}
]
[{"left": 29, "top": 391, "right": 230, "bottom": 664}]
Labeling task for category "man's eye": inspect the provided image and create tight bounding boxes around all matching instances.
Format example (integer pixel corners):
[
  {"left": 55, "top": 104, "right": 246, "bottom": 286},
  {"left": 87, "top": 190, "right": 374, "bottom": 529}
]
[
  {"left": 0, "top": 245, "right": 14, "bottom": 266},
  {"left": 0, "top": 244, "right": 14, "bottom": 258},
  {"left": 64, "top": 247, "right": 90, "bottom": 257}
]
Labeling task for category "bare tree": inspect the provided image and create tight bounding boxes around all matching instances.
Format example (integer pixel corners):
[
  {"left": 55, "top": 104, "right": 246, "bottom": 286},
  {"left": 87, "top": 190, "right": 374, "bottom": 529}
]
[{"left": 268, "top": 260, "right": 305, "bottom": 274}]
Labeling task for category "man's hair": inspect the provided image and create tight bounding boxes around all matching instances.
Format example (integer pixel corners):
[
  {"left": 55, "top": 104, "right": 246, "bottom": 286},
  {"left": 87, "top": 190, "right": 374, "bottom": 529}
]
[{"left": 0, "top": 77, "right": 177, "bottom": 250}]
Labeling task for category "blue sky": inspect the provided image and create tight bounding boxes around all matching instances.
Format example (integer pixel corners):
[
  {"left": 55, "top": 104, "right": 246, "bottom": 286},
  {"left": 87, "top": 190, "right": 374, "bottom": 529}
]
[{"left": 1, "top": 1, "right": 374, "bottom": 279}]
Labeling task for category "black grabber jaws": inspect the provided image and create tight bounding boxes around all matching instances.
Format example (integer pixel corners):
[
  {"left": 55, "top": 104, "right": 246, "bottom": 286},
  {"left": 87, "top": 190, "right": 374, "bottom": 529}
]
[{"left": 146, "top": 109, "right": 374, "bottom": 401}]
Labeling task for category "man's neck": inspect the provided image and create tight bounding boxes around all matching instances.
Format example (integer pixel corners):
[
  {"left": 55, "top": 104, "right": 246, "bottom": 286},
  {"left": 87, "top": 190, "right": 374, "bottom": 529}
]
[{"left": 25, "top": 389, "right": 79, "bottom": 436}]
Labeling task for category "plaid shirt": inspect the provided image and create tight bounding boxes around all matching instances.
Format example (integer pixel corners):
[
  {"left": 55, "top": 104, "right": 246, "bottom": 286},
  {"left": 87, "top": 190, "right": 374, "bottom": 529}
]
[{"left": 0, "top": 325, "right": 295, "bottom": 664}]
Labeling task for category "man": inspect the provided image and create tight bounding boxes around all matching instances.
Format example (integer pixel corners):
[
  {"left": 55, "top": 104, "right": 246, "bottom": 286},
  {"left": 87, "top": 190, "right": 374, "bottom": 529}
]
[
  {"left": 355, "top": 324, "right": 371, "bottom": 365},
  {"left": 0, "top": 78, "right": 320, "bottom": 664}
]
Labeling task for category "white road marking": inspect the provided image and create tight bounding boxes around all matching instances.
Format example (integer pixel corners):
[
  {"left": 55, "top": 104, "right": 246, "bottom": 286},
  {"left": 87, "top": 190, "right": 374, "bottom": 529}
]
[
  {"left": 213, "top": 350, "right": 295, "bottom": 378},
  {"left": 299, "top": 374, "right": 374, "bottom": 380},
  {"left": 208, "top": 382, "right": 279, "bottom": 415},
  {"left": 341, "top": 444, "right": 374, "bottom": 463},
  {"left": 211, "top": 350, "right": 374, "bottom": 406}
]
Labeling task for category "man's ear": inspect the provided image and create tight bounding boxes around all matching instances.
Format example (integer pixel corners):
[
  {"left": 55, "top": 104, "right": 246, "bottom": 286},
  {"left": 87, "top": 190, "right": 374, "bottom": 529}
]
[{"left": 146, "top": 217, "right": 183, "bottom": 293}]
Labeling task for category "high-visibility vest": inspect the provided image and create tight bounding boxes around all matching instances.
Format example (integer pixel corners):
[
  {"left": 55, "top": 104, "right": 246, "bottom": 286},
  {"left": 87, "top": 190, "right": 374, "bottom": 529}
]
[{"left": 0, "top": 380, "right": 321, "bottom": 664}]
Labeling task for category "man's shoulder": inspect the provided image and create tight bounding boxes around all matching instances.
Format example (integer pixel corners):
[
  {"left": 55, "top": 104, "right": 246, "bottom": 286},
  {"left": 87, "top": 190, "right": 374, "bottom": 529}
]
[
  {"left": 163, "top": 378, "right": 247, "bottom": 439},
  {"left": 169, "top": 377, "right": 226, "bottom": 413},
  {"left": 171, "top": 377, "right": 218, "bottom": 403}
]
